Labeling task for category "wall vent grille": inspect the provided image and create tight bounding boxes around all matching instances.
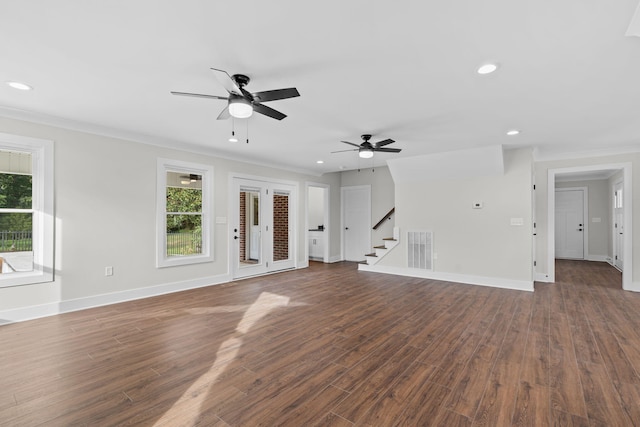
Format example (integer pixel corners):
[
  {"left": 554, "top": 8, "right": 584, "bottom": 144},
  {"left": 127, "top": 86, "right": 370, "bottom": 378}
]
[{"left": 407, "top": 230, "right": 433, "bottom": 270}]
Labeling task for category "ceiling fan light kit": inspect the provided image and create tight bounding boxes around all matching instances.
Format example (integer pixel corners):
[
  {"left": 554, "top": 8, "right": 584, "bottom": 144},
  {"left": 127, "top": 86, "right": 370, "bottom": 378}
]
[
  {"left": 359, "top": 149, "right": 374, "bottom": 159},
  {"left": 228, "top": 95, "right": 253, "bottom": 118}
]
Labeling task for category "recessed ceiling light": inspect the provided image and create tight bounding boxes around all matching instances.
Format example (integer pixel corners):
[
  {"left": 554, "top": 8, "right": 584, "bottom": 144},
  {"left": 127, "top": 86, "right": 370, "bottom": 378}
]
[
  {"left": 477, "top": 63, "right": 498, "bottom": 75},
  {"left": 506, "top": 129, "right": 520, "bottom": 136},
  {"left": 6, "top": 81, "right": 33, "bottom": 91},
  {"left": 316, "top": 160, "right": 324, "bottom": 164}
]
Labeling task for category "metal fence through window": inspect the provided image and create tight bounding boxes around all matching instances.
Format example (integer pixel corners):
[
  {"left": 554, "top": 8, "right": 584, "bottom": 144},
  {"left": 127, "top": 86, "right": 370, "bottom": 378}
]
[{"left": 0, "top": 231, "right": 32, "bottom": 252}]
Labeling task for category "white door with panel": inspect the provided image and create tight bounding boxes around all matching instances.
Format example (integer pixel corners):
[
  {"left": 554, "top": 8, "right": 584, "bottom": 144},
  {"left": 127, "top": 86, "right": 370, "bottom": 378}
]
[
  {"left": 341, "top": 186, "right": 371, "bottom": 261},
  {"left": 232, "top": 177, "right": 296, "bottom": 279},
  {"left": 555, "top": 189, "right": 585, "bottom": 259},
  {"left": 614, "top": 181, "right": 624, "bottom": 270}
]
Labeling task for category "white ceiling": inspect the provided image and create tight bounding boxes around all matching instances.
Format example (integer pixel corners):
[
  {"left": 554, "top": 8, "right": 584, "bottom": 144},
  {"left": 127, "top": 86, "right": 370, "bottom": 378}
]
[{"left": 1, "top": 1, "right": 640, "bottom": 175}]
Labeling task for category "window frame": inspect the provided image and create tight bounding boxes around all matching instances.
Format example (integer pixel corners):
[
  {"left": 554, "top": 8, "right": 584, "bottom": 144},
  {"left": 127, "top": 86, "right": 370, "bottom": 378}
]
[
  {"left": 0, "top": 132, "right": 54, "bottom": 288},
  {"left": 156, "top": 158, "right": 213, "bottom": 268}
]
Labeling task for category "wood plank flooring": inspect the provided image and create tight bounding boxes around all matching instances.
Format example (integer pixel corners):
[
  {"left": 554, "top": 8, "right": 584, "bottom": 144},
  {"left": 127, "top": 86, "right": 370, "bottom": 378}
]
[{"left": 1, "top": 260, "right": 639, "bottom": 426}]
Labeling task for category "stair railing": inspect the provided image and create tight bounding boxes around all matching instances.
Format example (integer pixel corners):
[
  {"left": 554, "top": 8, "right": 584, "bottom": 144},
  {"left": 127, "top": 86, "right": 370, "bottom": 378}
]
[{"left": 372, "top": 207, "right": 395, "bottom": 230}]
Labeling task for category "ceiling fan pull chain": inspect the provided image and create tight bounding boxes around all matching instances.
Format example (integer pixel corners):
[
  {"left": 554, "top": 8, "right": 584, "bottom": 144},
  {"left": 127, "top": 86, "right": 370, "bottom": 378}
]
[{"left": 246, "top": 119, "right": 249, "bottom": 144}]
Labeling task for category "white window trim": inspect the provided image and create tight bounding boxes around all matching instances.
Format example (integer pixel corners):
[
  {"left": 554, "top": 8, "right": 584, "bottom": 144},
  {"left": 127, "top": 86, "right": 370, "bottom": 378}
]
[
  {"left": 0, "top": 132, "right": 54, "bottom": 287},
  {"left": 156, "top": 158, "right": 213, "bottom": 268}
]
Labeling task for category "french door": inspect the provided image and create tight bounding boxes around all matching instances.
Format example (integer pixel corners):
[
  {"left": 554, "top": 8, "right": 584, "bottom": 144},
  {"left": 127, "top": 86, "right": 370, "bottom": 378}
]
[{"left": 232, "top": 177, "right": 296, "bottom": 279}]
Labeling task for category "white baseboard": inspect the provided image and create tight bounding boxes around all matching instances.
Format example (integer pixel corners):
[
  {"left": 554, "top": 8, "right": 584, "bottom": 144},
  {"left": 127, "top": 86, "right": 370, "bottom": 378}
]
[
  {"left": 627, "top": 282, "right": 640, "bottom": 292},
  {"left": 586, "top": 255, "right": 609, "bottom": 263},
  {"left": 358, "top": 264, "right": 534, "bottom": 292},
  {"left": 0, "top": 273, "right": 232, "bottom": 325},
  {"left": 328, "top": 255, "right": 343, "bottom": 263}
]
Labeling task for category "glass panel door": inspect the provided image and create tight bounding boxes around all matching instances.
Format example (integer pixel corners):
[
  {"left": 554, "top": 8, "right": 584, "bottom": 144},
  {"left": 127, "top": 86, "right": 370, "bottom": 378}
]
[
  {"left": 272, "top": 191, "right": 290, "bottom": 262},
  {"left": 232, "top": 178, "right": 296, "bottom": 279},
  {"left": 240, "top": 188, "right": 261, "bottom": 266}
]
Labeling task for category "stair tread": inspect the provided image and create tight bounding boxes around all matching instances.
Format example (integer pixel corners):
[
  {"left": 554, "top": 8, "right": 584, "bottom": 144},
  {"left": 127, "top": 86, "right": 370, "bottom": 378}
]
[
  {"left": 374, "top": 245, "right": 386, "bottom": 249},
  {"left": 382, "top": 238, "right": 397, "bottom": 241},
  {"left": 365, "top": 253, "right": 378, "bottom": 257}
]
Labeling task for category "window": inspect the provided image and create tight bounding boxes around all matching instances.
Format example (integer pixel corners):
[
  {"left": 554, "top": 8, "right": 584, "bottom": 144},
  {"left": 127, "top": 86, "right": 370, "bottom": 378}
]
[
  {"left": 156, "top": 159, "right": 213, "bottom": 267},
  {"left": 0, "top": 133, "right": 54, "bottom": 287}
]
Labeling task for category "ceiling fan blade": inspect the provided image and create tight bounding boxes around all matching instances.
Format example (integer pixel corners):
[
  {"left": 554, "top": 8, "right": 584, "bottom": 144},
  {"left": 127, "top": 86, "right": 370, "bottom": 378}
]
[
  {"left": 210, "top": 68, "right": 243, "bottom": 95},
  {"left": 217, "top": 106, "right": 230, "bottom": 120},
  {"left": 374, "top": 138, "right": 395, "bottom": 147},
  {"left": 252, "top": 103, "right": 287, "bottom": 120},
  {"left": 171, "top": 91, "right": 228, "bottom": 100},
  {"left": 331, "top": 149, "right": 358, "bottom": 153},
  {"left": 341, "top": 141, "right": 361, "bottom": 148},
  {"left": 252, "top": 88, "right": 300, "bottom": 103},
  {"left": 375, "top": 147, "right": 402, "bottom": 153}
]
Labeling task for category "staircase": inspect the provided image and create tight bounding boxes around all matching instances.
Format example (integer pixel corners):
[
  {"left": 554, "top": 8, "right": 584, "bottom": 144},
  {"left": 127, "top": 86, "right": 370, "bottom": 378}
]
[{"left": 364, "top": 227, "right": 399, "bottom": 265}]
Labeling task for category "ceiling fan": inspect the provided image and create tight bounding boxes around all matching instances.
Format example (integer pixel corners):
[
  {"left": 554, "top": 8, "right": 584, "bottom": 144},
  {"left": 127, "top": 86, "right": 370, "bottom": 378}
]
[
  {"left": 332, "top": 134, "right": 402, "bottom": 158},
  {"left": 180, "top": 174, "right": 201, "bottom": 184},
  {"left": 171, "top": 68, "right": 300, "bottom": 120}
]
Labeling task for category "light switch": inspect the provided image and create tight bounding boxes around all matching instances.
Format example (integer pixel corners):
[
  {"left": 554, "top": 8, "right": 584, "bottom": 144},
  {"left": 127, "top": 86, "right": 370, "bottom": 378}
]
[
  {"left": 592, "top": 217, "right": 601, "bottom": 223},
  {"left": 510, "top": 218, "right": 524, "bottom": 226}
]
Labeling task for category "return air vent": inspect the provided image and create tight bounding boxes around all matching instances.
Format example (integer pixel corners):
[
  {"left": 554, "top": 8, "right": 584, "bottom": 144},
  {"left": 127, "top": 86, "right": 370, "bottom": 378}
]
[{"left": 407, "top": 230, "right": 433, "bottom": 270}]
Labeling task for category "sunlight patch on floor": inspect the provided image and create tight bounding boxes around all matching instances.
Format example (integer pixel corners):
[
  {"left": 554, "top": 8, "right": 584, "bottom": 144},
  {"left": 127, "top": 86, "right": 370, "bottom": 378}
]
[{"left": 153, "top": 292, "right": 290, "bottom": 426}]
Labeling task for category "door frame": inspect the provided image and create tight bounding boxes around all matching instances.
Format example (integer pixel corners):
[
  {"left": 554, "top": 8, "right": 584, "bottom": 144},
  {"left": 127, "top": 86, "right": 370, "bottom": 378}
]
[
  {"left": 341, "top": 185, "right": 371, "bottom": 261},
  {"left": 547, "top": 163, "right": 632, "bottom": 290},
  {"left": 229, "top": 172, "right": 298, "bottom": 279},
  {"left": 305, "top": 182, "right": 330, "bottom": 264},
  {"left": 554, "top": 187, "right": 588, "bottom": 260},
  {"left": 613, "top": 179, "right": 624, "bottom": 271}
]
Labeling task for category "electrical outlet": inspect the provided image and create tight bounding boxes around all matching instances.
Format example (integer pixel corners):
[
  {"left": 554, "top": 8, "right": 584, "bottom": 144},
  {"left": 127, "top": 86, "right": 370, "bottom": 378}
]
[{"left": 105, "top": 266, "right": 113, "bottom": 276}]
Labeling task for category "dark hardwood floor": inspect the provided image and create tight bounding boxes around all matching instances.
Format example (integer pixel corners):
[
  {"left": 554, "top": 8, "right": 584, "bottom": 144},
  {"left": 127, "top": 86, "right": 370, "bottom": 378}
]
[{"left": 1, "top": 260, "right": 639, "bottom": 426}]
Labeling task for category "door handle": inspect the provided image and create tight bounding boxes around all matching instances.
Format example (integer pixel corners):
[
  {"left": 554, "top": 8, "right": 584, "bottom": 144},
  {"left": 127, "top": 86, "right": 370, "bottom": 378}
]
[
  {"left": 578, "top": 229, "right": 583, "bottom": 231},
  {"left": 345, "top": 227, "right": 349, "bottom": 230},
  {"left": 234, "top": 236, "right": 239, "bottom": 239}
]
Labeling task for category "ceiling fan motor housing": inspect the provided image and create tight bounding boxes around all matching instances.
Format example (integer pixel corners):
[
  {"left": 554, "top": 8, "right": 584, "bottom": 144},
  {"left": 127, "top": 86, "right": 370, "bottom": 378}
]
[{"left": 232, "top": 74, "right": 250, "bottom": 88}]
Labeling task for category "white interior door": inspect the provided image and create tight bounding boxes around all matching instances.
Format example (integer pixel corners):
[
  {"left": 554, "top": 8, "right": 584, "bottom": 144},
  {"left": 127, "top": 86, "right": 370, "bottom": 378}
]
[
  {"left": 555, "top": 189, "right": 585, "bottom": 259},
  {"left": 232, "top": 177, "right": 296, "bottom": 279},
  {"left": 342, "top": 186, "right": 371, "bottom": 261},
  {"left": 614, "top": 181, "right": 624, "bottom": 270}
]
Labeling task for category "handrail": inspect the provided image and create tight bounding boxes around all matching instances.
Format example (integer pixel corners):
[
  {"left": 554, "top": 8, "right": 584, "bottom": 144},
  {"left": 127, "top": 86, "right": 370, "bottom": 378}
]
[{"left": 373, "top": 207, "right": 395, "bottom": 230}]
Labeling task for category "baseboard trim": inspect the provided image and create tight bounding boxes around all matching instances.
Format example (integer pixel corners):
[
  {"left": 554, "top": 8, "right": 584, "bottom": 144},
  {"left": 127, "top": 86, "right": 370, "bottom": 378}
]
[
  {"left": 586, "top": 255, "right": 609, "bottom": 263},
  {"left": 328, "top": 255, "right": 343, "bottom": 263},
  {"left": 358, "top": 264, "right": 534, "bottom": 292},
  {"left": 0, "top": 273, "right": 232, "bottom": 324}
]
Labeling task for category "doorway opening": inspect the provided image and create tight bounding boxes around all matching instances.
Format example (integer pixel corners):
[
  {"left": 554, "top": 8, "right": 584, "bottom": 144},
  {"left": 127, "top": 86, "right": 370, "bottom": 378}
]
[
  {"left": 547, "top": 163, "right": 632, "bottom": 290},
  {"left": 306, "top": 183, "right": 329, "bottom": 263}
]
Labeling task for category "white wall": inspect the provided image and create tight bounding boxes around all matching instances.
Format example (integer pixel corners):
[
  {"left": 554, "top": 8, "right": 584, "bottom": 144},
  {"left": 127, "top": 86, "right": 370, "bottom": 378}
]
[
  {"left": 380, "top": 148, "right": 533, "bottom": 288},
  {"left": 0, "top": 116, "right": 342, "bottom": 319}
]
